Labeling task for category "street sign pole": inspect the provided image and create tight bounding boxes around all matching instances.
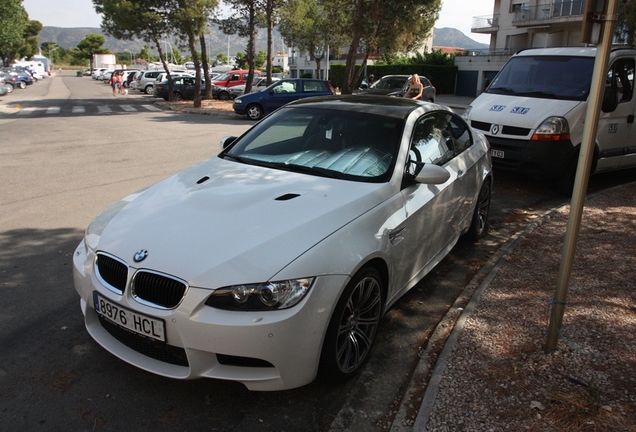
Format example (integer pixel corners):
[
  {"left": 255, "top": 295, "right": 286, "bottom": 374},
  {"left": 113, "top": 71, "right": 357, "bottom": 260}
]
[{"left": 544, "top": 0, "right": 619, "bottom": 352}]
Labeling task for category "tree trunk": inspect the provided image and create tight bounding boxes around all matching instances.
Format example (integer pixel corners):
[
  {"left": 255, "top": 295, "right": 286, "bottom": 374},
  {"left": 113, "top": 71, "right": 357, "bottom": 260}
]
[
  {"left": 187, "top": 32, "right": 202, "bottom": 108},
  {"left": 199, "top": 34, "right": 212, "bottom": 99},
  {"left": 153, "top": 34, "right": 173, "bottom": 101},
  {"left": 244, "top": 0, "right": 257, "bottom": 94},
  {"left": 341, "top": 30, "right": 362, "bottom": 94},
  {"left": 266, "top": 0, "right": 274, "bottom": 85}
]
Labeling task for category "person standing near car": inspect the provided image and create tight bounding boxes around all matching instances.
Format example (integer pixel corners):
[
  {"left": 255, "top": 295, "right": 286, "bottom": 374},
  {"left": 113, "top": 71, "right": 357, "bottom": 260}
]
[
  {"left": 403, "top": 74, "right": 423, "bottom": 100},
  {"left": 109, "top": 72, "right": 118, "bottom": 96}
]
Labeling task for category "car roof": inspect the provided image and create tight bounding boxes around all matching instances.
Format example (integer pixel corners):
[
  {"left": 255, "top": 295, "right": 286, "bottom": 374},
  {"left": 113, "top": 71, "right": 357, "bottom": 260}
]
[{"left": 286, "top": 95, "right": 433, "bottom": 119}]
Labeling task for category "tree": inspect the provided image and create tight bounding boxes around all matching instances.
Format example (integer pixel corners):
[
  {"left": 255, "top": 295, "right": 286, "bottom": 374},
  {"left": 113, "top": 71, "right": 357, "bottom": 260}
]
[
  {"left": 255, "top": 49, "right": 268, "bottom": 69},
  {"left": 18, "top": 20, "right": 43, "bottom": 60},
  {"left": 278, "top": 0, "right": 347, "bottom": 80},
  {"left": 216, "top": 52, "right": 228, "bottom": 64},
  {"left": 71, "top": 33, "right": 110, "bottom": 70},
  {"left": 617, "top": 0, "right": 636, "bottom": 46},
  {"left": 330, "top": 0, "right": 442, "bottom": 93},
  {"left": 215, "top": 0, "right": 259, "bottom": 93},
  {"left": 170, "top": 0, "right": 218, "bottom": 107},
  {"left": 93, "top": 0, "right": 176, "bottom": 99},
  {"left": 0, "top": 0, "right": 28, "bottom": 66}
]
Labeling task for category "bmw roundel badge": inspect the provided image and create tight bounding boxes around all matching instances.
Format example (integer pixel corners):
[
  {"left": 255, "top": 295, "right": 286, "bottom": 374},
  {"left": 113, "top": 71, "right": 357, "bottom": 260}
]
[
  {"left": 491, "top": 124, "right": 500, "bottom": 135},
  {"left": 134, "top": 249, "right": 148, "bottom": 262}
]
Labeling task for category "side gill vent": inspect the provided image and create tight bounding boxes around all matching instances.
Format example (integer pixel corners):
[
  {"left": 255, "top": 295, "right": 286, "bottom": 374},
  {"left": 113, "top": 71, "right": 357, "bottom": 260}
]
[
  {"left": 197, "top": 176, "right": 210, "bottom": 184},
  {"left": 275, "top": 193, "right": 301, "bottom": 201}
]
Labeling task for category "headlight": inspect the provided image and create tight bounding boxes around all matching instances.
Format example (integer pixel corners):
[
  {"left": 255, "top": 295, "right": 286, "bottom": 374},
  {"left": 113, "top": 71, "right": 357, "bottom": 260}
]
[
  {"left": 531, "top": 117, "right": 570, "bottom": 141},
  {"left": 205, "top": 278, "right": 314, "bottom": 311},
  {"left": 462, "top": 106, "right": 472, "bottom": 119},
  {"left": 234, "top": 98, "right": 242, "bottom": 104}
]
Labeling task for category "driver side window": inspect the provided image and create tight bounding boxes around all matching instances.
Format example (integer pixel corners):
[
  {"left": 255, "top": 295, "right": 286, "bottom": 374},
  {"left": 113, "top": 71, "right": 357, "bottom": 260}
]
[{"left": 410, "top": 112, "right": 456, "bottom": 166}]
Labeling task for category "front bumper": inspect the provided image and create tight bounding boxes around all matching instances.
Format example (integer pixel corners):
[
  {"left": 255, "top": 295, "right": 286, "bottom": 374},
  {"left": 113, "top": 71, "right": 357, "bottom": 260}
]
[
  {"left": 486, "top": 135, "right": 576, "bottom": 179},
  {"left": 73, "top": 240, "right": 347, "bottom": 391}
]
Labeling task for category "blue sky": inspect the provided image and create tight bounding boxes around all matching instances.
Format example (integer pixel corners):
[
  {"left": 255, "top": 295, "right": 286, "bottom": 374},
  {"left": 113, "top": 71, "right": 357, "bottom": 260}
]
[{"left": 22, "top": 0, "right": 492, "bottom": 44}]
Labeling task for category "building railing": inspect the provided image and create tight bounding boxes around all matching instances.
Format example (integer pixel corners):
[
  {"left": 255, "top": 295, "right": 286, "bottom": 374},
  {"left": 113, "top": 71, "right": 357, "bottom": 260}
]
[
  {"left": 512, "top": 0, "right": 585, "bottom": 23},
  {"left": 472, "top": 14, "right": 500, "bottom": 31}
]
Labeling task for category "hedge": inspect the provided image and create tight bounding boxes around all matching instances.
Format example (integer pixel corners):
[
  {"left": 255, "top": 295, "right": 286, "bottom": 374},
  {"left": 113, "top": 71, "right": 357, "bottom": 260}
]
[{"left": 328, "top": 64, "right": 457, "bottom": 94}]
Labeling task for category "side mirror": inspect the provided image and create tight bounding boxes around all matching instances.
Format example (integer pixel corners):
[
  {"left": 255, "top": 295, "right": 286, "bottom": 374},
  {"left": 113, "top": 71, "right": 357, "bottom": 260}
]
[
  {"left": 359, "top": 83, "right": 368, "bottom": 89},
  {"left": 220, "top": 136, "right": 237, "bottom": 149},
  {"left": 602, "top": 84, "right": 619, "bottom": 113},
  {"left": 414, "top": 164, "right": 451, "bottom": 185}
]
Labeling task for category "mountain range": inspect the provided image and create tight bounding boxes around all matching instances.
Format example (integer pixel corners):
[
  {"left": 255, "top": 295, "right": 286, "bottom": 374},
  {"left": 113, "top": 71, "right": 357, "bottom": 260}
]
[{"left": 36, "top": 26, "right": 488, "bottom": 57}]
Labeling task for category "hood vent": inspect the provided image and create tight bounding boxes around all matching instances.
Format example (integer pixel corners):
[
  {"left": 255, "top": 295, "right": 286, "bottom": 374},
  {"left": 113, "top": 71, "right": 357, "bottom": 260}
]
[
  {"left": 196, "top": 176, "right": 210, "bottom": 184},
  {"left": 275, "top": 193, "right": 301, "bottom": 201}
]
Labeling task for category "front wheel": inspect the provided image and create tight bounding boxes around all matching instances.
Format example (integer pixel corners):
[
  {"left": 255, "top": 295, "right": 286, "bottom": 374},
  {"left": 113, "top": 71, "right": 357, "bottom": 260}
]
[
  {"left": 246, "top": 104, "right": 264, "bottom": 120},
  {"left": 218, "top": 91, "right": 229, "bottom": 100},
  {"left": 19, "top": 81, "right": 26, "bottom": 89},
  {"left": 320, "top": 267, "right": 383, "bottom": 381},
  {"left": 467, "top": 179, "right": 491, "bottom": 241},
  {"left": 144, "top": 84, "right": 154, "bottom": 95},
  {"left": 5, "top": 83, "right": 13, "bottom": 93}
]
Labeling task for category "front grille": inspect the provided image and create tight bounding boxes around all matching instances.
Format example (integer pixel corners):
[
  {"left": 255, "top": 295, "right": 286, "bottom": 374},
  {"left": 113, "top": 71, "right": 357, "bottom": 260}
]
[
  {"left": 471, "top": 120, "right": 490, "bottom": 132},
  {"left": 502, "top": 126, "right": 531, "bottom": 136},
  {"left": 99, "top": 316, "right": 189, "bottom": 367},
  {"left": 217, "top": 354, "right": 274, "bottom": 368},
  {"left": 96, "top": 253, "right": 128, "bottom": 293},
  {"left": 132, "top": 271, "right": 187, "bottom": 309}
]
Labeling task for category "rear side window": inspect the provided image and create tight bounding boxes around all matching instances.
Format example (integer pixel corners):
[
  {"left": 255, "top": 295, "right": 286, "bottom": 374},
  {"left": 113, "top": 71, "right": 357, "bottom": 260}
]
[
  {"left": 303, "top": 81, "right": 329, "bottom": 93},
  {"left": 607, "top": 58, "right": 635, "bottom": 103}
]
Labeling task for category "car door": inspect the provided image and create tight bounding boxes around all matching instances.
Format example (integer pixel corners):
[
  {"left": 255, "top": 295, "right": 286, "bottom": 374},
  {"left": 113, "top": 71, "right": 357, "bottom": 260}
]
[
  {"left": 263, "top": 80, "right": 301, "bottom": 112},
  {"left": 182, "top": 77, "right": 196, "bottom": 99},
  {"left": 393, "top": 112, "right": 477, "bottom": 293},
  {"left": 598, "top": 57, "right": 636, "bottom": 170}
]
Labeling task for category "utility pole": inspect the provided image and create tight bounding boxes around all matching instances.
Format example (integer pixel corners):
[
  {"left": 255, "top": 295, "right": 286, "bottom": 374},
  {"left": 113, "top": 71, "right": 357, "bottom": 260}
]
[{"left": 544, "top": 0, "right": 619, "bottom": 351}]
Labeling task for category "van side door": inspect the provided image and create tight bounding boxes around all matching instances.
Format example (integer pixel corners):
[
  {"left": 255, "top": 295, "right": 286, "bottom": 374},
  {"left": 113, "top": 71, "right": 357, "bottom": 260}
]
[{"left": 597, "top": 57, "right": 635, "bottom": 171}]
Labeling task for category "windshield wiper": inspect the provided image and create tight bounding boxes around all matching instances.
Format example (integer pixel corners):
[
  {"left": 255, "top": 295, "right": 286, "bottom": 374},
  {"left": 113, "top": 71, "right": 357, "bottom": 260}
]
[
  {"left": 251, "top": 160, "right": 344, "bottom": 179},
  {"left": 222, "top": 153, "right": 253, "bottom": 165},
  {"left": 488, "top": 86, "right": 517, "bottom": 95},
  {"left": 516, "top": 90, "right": 557, "bottom": 97}
]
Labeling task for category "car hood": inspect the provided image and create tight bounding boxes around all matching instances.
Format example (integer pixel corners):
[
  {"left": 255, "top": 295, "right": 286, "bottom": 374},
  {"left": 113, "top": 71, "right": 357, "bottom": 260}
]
[
  {"left": 96, "top": 156, "right": 391, "bottom": 288},
  {"left": 353, "top": 88, "right": 396, "bottom": 96},
  {"left": 468, "top": 93, "right": 581, "bottom": 130}
]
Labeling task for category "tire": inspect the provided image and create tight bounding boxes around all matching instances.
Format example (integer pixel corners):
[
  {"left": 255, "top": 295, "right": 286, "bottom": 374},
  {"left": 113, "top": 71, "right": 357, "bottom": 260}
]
[
  {"left": 218, "top": 91, "right": 229, "bottom": 100},
  {"left": 19, "top": 81, "right": 26, "bottom": 89},
  {"left": 172, "top": 92, "right": 183, "bottom": 101},
  {"left": 144, "top": 84, "right": 154, "bottom": 95},
  {"left": 467, "top": 179, "right": 491, "bottom": 241},
  {"left": 246, "top": 104, "right": 264, "bottom": 121},
  {"left": 319, "top": 267, "right": 383, "bottom": 381},
  {"left": 5, "top": 83, "right": 13, "bottom": 93}
]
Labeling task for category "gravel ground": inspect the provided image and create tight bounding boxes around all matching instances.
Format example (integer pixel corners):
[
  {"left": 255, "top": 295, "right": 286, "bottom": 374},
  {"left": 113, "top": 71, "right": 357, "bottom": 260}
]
[{"left": 424, "top": 183, "right": 636, "bottom": 431}]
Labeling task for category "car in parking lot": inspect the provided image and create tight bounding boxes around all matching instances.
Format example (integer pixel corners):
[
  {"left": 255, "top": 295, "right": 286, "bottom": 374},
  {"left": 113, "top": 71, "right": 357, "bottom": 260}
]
[
  {"left": 1, "top": 68, "right": 33, "bottom": 88},
  {"left": 216, "top": 76, "right": 281, "bottom": 100},
  {"left": 0, "top": 71, "right": 17, "bottom": 94},
  {"left": 153, "top": 75, "right": 206, "bottom": 100},
  {"left": 233, "top": 78, "right": 336, "bottom": 120},
  {"left": 134, "top": 70, "right": 163, "bottom": 94},
  {"left": 72, "top": 95, "right": 492, "bottom": 391},
  {"left": 355, "top": 74, "right": 436, "bottom": 102}
]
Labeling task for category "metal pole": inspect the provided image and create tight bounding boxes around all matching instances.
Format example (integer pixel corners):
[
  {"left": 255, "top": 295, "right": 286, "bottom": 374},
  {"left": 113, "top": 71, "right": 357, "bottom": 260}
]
[{"left": 544, "top": 0, "right": 618, "bottom": 352}]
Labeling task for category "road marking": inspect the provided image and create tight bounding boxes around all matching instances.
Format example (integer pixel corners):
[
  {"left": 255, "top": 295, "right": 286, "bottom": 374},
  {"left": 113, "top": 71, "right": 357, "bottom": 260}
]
[
  {"left": 46, "top": 106, "right": 61, "bottom": 114},
  {"left": 17, "top": 107, "right": 36, "bottom": 116},
  {"left": 120, "top": 105, "right": 137, "bottom": 112},
  {"left": 142, "top": 104, "right": 162, "bottom": 112},
  {"left": 97, "top": 105, "right": 112, "bottom": 114},
  {"left": 72, "top": 106, "right": 85, "bottom": 114}
]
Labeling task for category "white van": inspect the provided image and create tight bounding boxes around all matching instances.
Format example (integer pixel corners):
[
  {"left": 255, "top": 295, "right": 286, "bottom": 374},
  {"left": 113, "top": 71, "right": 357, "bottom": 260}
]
[{"left": 464, "top": 47, "right": 636, "bottom": 190}]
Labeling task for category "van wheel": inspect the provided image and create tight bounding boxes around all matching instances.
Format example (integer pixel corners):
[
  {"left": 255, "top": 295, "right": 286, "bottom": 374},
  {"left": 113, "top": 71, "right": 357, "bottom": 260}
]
[{"left": 246, "top": 104, "right": 264, "bottom": 120}]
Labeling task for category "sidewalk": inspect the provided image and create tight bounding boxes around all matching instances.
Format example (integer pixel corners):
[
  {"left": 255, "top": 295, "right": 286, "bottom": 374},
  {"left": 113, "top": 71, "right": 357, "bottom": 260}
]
[{"left": 409, "top": 183, "right": 636, "bottom": 431}]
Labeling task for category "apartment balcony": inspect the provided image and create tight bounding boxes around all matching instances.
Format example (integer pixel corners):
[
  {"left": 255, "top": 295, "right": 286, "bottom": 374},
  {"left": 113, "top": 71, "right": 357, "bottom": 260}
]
[
  {"left": 472, "top": 14, "right": 500, "bottom": 33},
  {"left": 512, "top": 0, "right": 585, "bottom": 27}
]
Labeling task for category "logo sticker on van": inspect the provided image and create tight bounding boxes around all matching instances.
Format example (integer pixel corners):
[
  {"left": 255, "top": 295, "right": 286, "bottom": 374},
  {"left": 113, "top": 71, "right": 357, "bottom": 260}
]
[
  {"left": 511, "top": 107, "right": 530, "bottom": 114},
  {"left": 608, "top": 124, "right": 618, "bottom": 133},
  {"left": 489, "top": 105, "right": 505, "bottom": 112}
]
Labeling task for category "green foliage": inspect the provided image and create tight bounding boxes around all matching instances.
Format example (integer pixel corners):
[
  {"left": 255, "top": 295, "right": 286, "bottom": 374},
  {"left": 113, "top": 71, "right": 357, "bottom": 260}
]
[
  {"left": 300, "top": 72, "right": 312, "bottom": 78},
  {"left": 0, "top": 0, "right": 29, "bottom": 65},
  {"left": 617, "top": 0, "right": 636, "bottom": 46},
  {"left": 216, "top": 52, "right": 228, "bottom": 64},
  {"left": 138, "top": 46, "right": 156, "bottom": 62},
  {"left": 379, "top": 49, "right": 455, "bottom": 67},
  {"left": 255, "top": 49, "right": 267, "bottom": 69},
  {"left": 71, "top": 33, "right": 110, "bottom": 68},
  {"left": 235, "top": 51, "right": 248, "bottom": 68},
  {"left": 272, "top": 65, "right": 283, "bottom": 73}
]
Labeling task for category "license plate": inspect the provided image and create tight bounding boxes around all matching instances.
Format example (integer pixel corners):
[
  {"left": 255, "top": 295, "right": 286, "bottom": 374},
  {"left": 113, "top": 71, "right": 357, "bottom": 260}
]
[
  {"left": 93, "top": 292, "right": 166, "bottom": 342},
  {"left": 491, "top": 149, "right": 505, "bottom": 158}
]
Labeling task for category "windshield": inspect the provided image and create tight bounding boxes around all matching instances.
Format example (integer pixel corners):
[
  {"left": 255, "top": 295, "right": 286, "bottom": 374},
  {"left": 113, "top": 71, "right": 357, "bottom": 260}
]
[
  {"left": 222, "top": 107, "right": 403, "bottom": 182},
  {"left": 215, "top": 72, "right": 231, "bottom": 81},
  {"left": 487, "top": 55, "right": 595, "bottom": 101},
  {"left": 370, "top": 76, "right": 406, "bottom": 90}
]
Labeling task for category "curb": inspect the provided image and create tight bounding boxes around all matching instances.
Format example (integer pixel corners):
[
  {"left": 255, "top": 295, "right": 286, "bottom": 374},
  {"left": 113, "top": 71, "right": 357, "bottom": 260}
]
[{"left": 154, "top": 101, "right": 239, "bottom": 118}]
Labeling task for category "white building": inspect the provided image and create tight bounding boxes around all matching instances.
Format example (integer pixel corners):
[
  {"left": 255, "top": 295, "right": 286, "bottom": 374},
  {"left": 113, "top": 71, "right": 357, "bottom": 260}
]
[{"left": 456, "top": 0, "right": 587, "bottom": 96}]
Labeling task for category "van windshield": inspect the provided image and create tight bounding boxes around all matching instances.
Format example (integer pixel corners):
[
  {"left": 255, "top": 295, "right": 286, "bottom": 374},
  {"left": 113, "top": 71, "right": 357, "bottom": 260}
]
[{"left": 487, "top": 56, "right": 595, "bottom": 101}]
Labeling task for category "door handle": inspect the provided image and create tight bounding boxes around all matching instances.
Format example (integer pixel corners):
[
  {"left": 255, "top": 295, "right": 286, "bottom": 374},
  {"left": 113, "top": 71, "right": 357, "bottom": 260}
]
[{"left": 389, "top": 228, "right": 406, "bottom": 245}]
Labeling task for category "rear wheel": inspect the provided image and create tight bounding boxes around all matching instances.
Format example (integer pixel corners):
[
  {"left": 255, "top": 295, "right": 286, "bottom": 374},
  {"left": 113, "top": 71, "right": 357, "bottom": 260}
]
[
  {"left": 467, "top": 179, "right": 491, "bottom": 241},
  {"left": 218, "top": 91, "right": 230, "bottom": 100},
  {"left": 320, "top": 267, "right": 383, "bottom": 381},
  {"left": 5, "top": 83, "right": 13, "bottom": 93},
  {"left": 19, "top": 81, "right": 26, "bottom": 89},
  {"left": 246, "top": 104, "right": 264, "bottom": 121},
  {"left": 172, "top": 92, "right": 183, "bottom": 101}
]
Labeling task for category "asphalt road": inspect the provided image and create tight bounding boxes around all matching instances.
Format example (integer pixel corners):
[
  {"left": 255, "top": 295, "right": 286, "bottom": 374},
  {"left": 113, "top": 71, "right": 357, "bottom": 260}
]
[{"left": 0, "top": 72, "right": 633, "bottom": 431}]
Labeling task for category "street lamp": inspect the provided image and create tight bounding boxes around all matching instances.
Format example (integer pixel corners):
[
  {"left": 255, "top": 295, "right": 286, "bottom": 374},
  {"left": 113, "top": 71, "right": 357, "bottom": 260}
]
[
  {"left": 49, "top": 47, "right": 58, "bottom": 74},
  {"left": 124, "top": 49, "right": 133, "bottom": 66}
]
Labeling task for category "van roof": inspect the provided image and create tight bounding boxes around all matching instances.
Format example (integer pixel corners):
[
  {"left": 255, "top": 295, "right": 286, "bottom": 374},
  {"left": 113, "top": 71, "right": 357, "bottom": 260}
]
[{"left": 515, "top": 46, "right": 636, "bottom": 58}]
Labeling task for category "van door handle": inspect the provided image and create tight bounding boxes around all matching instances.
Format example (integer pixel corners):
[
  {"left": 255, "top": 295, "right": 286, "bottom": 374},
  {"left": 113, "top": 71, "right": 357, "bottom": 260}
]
[{"left": 628, "top": 115, "right": 634, "bottom": 124}]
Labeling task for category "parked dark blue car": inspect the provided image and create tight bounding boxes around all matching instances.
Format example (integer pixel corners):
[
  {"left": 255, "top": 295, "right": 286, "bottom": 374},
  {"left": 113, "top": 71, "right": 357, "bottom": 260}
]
[{"left": 233, "top": 78, "right": 335, "bottom": 120}]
